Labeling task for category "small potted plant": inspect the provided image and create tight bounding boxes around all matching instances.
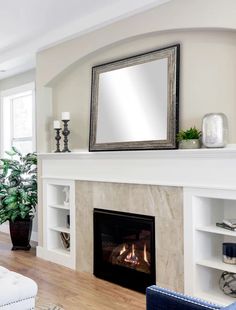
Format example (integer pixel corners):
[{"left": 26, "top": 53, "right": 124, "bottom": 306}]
[
  {"left": 177, "top": 127, "right": 202, "bottom": 149},
  {"left": 0, "top": 147, "right": 37, "bottom": 250}
]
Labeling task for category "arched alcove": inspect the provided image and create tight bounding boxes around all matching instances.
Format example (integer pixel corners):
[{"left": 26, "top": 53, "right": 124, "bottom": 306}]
[{"left": 38, "top": 28, "right": 236, "bottom": 152}]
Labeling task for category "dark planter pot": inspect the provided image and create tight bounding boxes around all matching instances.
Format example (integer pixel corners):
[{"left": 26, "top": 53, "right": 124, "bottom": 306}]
[{"left": 9, "top": 217, "right": 33, "bottom": 251}]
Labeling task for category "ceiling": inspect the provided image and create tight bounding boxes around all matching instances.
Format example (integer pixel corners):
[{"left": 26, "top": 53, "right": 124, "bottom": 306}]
[{"left": 0, "top": 0, "right": 170, "bottom": 80}]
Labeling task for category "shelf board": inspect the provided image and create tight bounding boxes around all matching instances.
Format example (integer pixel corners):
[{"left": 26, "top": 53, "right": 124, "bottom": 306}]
[
  {"left": 48, "top": 204, "right": 70, "bottom": 210},
  {"left": 49, "top": 226, "right": 70, "bottom": 234},
  {"left": 197, "top": 257, "right": 236, "bottom": 273},
  {"left": 37, "top": 145, "right": 236, "bottom": 160},
  {"left": 49, "top": 247, "right": 70, "bottom": 256},
  {"left": 196, "top": 225, "right": 236, "bottom": 237},
  {"left": 195, "top": 287, "right": 234, "bottom": 306}
]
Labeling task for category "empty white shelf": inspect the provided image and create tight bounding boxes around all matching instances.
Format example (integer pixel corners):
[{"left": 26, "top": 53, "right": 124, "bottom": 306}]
[
  {"left": 196, "top": 257, "right": 236, "bottom": 273},
  {"left": 48, "top": 204, "right": 70, "bottom": 210},
  {"left": 196, "top": 225, "right": 236, "bottom": 237},
  {"left": 49, "top": 226, "right": 70, "bottom": 234}
]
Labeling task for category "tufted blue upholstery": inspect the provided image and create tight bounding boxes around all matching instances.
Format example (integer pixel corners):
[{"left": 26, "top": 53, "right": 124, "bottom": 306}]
[{"left": 146, "top": 286, "right": 236, "bottom": 310}]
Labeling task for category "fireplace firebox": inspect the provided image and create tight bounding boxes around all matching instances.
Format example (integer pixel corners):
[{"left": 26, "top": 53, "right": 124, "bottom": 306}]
[{"left": 93, "top": 209, "right": 156, "bottom": 292}]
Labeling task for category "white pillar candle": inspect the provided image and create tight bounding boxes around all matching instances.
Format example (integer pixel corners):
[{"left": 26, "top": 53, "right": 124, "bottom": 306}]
[
  {"left": 61, "top": 112, "right": 70, "bottom": 120},
  {"left": 53, "top": 120, "right": 61, "bottom": 129}
]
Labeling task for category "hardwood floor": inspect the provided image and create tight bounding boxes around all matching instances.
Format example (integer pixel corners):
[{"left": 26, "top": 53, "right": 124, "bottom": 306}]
[{"left": 0, "top": 233, "right": 145, "bottom": 310}]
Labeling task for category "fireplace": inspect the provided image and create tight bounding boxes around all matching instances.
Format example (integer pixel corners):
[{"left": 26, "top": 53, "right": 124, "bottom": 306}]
[{"left": 93, "top": 209, "right": 156, "bottom": 292}]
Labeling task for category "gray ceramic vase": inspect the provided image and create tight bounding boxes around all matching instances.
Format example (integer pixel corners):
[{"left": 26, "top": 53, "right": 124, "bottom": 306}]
[{"left": 202, "top": 113, "right": 228, "bottom": 148}]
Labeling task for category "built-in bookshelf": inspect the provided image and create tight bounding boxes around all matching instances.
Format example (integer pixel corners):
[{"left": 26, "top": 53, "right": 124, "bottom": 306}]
[
  {"left": 37, "top": 178, "right": 76, "bottom": 269},
  {"left": 184, "top": 188, "right": 236, "bottom": 306}
]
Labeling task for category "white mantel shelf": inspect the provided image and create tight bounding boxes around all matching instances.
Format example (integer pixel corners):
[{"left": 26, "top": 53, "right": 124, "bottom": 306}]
[
  {"left": 38, "top": 146, "right": 236, "bottom": 160},
  {"left": 38, "top": 146, "right": 236, "bottom": 190}
]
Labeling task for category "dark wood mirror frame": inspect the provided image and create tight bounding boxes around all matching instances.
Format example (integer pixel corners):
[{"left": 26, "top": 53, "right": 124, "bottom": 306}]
[{"left": 89, "top": 44, "right": 180, "bottom": 152}]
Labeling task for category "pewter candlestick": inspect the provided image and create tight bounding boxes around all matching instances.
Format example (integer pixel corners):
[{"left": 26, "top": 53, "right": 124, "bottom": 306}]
[
  {"left": 62, "top": 120, "right": 71, "bottom": 152},
  {"left": 54, "top": 128, "right": 62, "bottom": 153}
]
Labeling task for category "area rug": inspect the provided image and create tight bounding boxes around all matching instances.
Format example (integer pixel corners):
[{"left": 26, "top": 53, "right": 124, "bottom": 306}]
[{"left": 36, "top": 303, "right": 64, "bottom": 310}]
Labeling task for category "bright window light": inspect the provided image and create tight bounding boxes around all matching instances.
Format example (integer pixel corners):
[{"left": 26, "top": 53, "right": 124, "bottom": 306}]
[{"left": 0, "top": 83, "right": 35, "bottom": 156}]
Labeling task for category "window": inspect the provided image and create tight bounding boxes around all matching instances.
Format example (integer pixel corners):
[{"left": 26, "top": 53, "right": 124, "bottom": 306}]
[{"left": 0, "top": 82, "right": 35, "bottom": 156}]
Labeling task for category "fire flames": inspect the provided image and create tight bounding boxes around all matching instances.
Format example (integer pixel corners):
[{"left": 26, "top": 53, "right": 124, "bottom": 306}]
[
  {"left": 144, "top": 243, "right": 149, "bottom": 264},
  {"left": 119, "top": 243, "right": 149, "bottom": 266},
  {"left": 124, "top": 244, "right": 139, "bottom": 265},
  {"left": 120, "top": 244, "right": 126, "bottom": 255}
]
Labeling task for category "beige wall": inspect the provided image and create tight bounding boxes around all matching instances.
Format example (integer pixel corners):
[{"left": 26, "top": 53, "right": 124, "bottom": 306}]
[
  {"left": 37, "top": 0, "right": 236, "bottom": 85},
  {"left": 50, "top": 30, "right": 236, "bottom": 150},
  {"left": 0, "top": 69, "right": 35, "bottom": 92},
  {"left": 36, "top": 0, "right": 236, "bottom": 152}
]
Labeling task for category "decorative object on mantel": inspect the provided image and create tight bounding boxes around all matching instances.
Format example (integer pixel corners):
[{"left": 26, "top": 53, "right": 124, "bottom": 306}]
[
  {"left": 61, "top": 112, "right": 71, "bottom": 153},
  {"left": 219, "top": 271, "right": 236, "bottom": 297},
  {"left": 223, "top": 243, "right": 236, "bottom": 265},
  {"left": 177, "top": 127, "right": 201, "bottom": 149},
  {"left": 53, "top": 120, "right": 61, "bottom": 153},
  {"left": 202, "top": 113, "right": 228, "bottom": 148},
  {"left": 89, "top": 44, "right": 180, "bottom": 151}
]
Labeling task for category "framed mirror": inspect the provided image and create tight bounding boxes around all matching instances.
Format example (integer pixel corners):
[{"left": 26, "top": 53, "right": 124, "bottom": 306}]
[{"left": 89, "top": 44, "right": 180, "bottom": 151}]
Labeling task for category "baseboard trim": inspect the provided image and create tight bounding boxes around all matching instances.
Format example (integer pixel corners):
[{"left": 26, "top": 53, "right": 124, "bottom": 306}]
[
  {"left": 0, "top": 223, "right": 9, "bottom": 235},
  {"left": 31, "top": 231, "right": 38, "bottom": 242},
  {"left": 0, "top": 223, "right": 38, "bottom": 242},
  {"left": 36, "top": 246, "right": 75, "bottom": 269}
]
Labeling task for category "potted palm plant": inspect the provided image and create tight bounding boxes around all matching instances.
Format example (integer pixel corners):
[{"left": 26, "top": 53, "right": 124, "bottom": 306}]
[
  {"left": 0, "top": 147, "right": 37, "bottom": 250},
  {"left": 177, "top": 127, "right": 202, "bottom": 149}
]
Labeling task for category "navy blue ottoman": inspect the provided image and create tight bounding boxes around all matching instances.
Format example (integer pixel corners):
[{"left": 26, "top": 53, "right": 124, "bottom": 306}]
[{"left": 146, "top": 285, "right": 236, "bottom": 310}]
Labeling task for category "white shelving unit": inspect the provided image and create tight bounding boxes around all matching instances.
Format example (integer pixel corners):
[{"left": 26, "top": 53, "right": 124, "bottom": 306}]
[
  {"left": 184, "top": 188, "right": 236, "bottom": 306},
  {"left": 37, "top": 178, "right": 76, "bottom": 269}
]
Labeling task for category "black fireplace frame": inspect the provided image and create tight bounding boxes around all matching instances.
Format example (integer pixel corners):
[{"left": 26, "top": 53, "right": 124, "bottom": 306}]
[{"left": 93, "top": 208, "right": 156, "bottom": 293}]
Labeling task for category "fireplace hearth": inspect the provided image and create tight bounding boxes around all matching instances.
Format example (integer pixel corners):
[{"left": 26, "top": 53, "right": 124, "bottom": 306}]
[{"left": 93, "top": 209, "right": 156, "bottom": 292}]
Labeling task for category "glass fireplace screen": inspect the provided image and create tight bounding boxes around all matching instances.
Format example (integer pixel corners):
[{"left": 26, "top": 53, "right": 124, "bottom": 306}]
[{"left": 94, "top": 208, "right": 156, "bottom": 292}]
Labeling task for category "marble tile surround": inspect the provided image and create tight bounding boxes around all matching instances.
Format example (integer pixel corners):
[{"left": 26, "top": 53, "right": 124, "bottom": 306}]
[{"left": 75, "top": 181, "right": 183, "bottom": 292}]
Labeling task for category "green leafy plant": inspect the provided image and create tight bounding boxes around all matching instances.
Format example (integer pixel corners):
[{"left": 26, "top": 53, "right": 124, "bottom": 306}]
[
  {"left": 0, "top": 147, "right": 37, "bottom": 224},
  {"left": 177, "top": 127, "right": 202, "bottom": 142}
]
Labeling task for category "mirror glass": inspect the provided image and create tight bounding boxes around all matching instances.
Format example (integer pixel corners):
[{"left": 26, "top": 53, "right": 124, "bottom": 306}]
[{"left": 89, "top": 45, "right": 179, "bottom": 151}]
